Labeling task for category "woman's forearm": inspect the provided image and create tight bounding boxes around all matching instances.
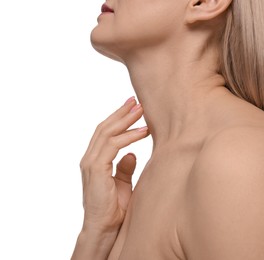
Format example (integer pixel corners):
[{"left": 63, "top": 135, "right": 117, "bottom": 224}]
[{"left": 71, "top": 228, "right": 119, "bottom": 260}]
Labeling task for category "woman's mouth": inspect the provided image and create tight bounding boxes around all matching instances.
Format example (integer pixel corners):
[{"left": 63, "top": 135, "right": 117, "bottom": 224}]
[{"left": 101, "top": 3, "right": 114, "bottom": 13}]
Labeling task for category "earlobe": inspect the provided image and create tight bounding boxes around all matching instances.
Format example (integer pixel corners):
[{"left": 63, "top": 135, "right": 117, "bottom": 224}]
[{"left": 185, "top": 0, "right": 232, "bottom": 25}]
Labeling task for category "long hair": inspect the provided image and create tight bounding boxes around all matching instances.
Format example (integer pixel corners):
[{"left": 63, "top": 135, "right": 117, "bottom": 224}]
[{"left": 220, "top": 0, "right": 264, "bottom": 110}]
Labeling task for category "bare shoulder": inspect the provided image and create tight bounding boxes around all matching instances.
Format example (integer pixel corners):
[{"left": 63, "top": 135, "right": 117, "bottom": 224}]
[
  {"left": 198, "top": 125, "right": 264, "bottom": 172},
  {"left": 179, "top": 126, "right": 264, "bottom": 260}
]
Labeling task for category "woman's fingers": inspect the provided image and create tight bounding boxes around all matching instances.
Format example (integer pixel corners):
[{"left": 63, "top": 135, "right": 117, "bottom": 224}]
[
  {"left": 105, "top": 104, "right": 143, "bottom": 136},
  {"left": 95, "top": 103, "right": 143, "bottom": 140},
  {"left": 86, "top": 97, "right": 137, "bottom": 153},
  {"left": 81, "top": 98, "right": 148, "bottom": 170},
  {"left": 92, "top": 126, "right": 149, "bottom": 166},
  {"left": 114, "top": 153, "right": 137, "bottom": 184}
]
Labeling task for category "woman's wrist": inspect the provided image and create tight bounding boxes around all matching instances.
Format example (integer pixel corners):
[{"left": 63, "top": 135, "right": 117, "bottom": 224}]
[{"left": 71, "top": 227, "right": 119, "bottom": 260}]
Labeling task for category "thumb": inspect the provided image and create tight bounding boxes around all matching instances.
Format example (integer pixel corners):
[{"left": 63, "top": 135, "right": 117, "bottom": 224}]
[{"left": 114, "top": 153, "right": 137, "bottom": 185}]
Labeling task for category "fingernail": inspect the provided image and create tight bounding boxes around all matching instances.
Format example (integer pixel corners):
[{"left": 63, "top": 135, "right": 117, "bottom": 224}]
[
  {"left": 137, "top": 126, "right": 148, "bottom": 132},
  {"left": 127, "top": 153, "right": 137, "bottom": 160},
  {"left": 130, "top": 104, "right": 141, "bottom": 113},
  {"left": 124, "top": 96, "right": 135, "bottom": 105}
]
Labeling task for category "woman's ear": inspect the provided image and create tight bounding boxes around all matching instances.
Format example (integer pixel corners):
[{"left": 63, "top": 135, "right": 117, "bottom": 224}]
[{"left": 185, "top": 0, "right": 232, "bottom": 24}]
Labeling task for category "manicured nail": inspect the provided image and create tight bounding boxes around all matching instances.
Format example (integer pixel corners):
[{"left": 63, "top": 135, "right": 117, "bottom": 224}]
[
  {"left": 137, "top": 126, "right": 148, "bottom": 132},
  {"left": 124, "top": 96, "right": 135, "bottom": 105},
  {"left": 130, "top": 104, "right": 141, "bottom": 113},
  {"left": 127, "top": 153, "right": 137, "bottom": 160}
]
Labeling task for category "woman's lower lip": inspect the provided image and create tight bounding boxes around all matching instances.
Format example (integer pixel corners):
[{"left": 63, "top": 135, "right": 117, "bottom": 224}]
[
  {"left": 100, "top": 11, "right": 114, "bottom": 15},
  {"left": 97, "top": 12, "right": 114, "bottom": 20}
]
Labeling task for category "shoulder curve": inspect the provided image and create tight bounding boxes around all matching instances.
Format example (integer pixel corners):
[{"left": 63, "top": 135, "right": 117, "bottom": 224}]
[
  {"left": 181, "top": 125, "right": 264, "bottom": 259},
  {"left": 206, "top": 124, "right": 264, "bottom": 148},
  {"left": 193, "top": 125, "right": 264, "bottom": 177},
  {"left": 190, "top": 126, "right": 264, "bottom": 187}
]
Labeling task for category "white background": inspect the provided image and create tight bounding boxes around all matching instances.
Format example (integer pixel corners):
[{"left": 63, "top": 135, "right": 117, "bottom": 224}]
[{"left": 0, "top": 1, "right": 152, "bottom": 259}]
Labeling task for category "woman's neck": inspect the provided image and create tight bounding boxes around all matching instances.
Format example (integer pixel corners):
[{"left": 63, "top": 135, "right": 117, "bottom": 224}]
[{"left": 125, "top": 44, "right": 229, "bottom": 152}]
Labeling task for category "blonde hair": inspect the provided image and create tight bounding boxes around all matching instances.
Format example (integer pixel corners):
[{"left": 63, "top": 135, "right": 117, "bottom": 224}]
[{"left": 220, "top": 0, "right": 264, "bottom": 110}]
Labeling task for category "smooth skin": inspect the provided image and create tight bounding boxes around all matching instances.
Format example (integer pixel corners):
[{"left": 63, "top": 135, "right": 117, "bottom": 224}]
[
  {"left": 72, "top": 0, "right": 264, "bottom": 259},
  {"left": 80, "top": 97, "right": 148, "bottom": 232},
  {"left": 71, "top": 97, "right": 149, "bottom": 259}
]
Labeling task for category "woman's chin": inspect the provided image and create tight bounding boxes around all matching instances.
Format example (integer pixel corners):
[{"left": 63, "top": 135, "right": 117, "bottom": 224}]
[{"left": 90, "top": 28, "right": 124, "bottom": 63}]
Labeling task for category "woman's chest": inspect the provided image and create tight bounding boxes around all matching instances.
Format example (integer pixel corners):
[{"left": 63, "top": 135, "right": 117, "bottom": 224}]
[{"left": 108, "top": 154, "right": 195, "bottom": 260}]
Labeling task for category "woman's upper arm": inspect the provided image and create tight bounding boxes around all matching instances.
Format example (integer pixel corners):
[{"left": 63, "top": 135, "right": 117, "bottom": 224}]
[{"left": 180, "top": 127, "right": 264, "bottom": 260}]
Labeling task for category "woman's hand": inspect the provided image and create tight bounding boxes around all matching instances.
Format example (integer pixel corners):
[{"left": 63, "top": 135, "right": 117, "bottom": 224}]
[{"left": 79, "top": 97, "right": 149, "bottom": 234}]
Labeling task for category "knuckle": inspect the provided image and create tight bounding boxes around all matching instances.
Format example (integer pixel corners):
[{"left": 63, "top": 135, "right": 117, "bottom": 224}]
[
  {"left": 79, "top": 156, "right": 85, "bottom": 169},
  {"left": 95, "top": 122, "right": 103, "bottom": 133},
  {"left": 79, "top": 159, "right": 89, "bottom": 173},
  {"left": 79, "top": 156, "right": 95, "bottom": 173},
  {"left": 96, "top": 121, "right": 110, "bottom": 136},
  {"left": 79, "top": 151, "right": 101, "bottom": 174}
]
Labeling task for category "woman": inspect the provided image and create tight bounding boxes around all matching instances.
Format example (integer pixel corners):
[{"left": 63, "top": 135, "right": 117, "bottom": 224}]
[{"left": 71, "top": 0, "right": 264, "bottom": 259}]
